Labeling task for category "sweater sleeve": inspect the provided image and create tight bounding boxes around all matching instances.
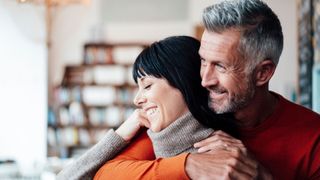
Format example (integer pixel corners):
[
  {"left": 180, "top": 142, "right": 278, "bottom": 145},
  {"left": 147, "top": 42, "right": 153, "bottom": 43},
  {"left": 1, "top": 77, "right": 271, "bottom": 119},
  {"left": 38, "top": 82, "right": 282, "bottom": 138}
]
[
  {"left": 56, "top": 129, "right": 128, "bottom": 180},
  {"left": 94, "top": 130, "right": 190, "bottom": 180}
]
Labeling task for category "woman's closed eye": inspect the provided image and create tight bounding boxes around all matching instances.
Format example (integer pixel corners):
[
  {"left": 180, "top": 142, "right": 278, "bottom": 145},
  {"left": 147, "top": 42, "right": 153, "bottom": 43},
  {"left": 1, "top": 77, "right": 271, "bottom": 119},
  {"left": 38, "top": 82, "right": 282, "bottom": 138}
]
[{"left": 144, "top": 84, "right": 152, "bottom": 90}]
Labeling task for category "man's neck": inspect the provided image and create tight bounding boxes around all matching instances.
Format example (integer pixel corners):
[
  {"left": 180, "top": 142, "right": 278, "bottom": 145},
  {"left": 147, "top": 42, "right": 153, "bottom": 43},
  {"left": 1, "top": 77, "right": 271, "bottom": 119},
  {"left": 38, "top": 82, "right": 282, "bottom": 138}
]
[{"left": 234, "top": 90, "right": 278, "bottom": 128}]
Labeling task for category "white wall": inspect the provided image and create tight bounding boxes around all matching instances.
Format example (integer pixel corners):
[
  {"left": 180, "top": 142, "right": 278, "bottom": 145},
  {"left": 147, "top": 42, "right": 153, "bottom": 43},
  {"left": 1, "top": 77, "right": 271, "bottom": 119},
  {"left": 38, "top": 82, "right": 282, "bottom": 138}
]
[
  {"left": 50, "top": 0, "right": 194, "bottom": 85},
  {"left": 265, "top": 0, "right": 298, "bottom": 99},
  {"left": 51, "top": 0, "right": 298, "bottom": 99},
  {"left": 0, "top": 1, "right": 47, "bottom": 175}
]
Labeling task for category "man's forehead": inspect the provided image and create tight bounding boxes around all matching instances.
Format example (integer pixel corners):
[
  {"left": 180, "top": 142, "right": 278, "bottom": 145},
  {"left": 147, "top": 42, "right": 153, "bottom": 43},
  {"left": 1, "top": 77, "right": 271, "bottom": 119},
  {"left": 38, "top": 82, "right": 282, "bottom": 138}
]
[
  {"left": 201, "top": 29, "right": 241, "bottom": 43},
  {"left": 199, "top": 40, "right": 231, "bottom": 60},
  {"left": 200, "top": 31, "right": 240, "bottom": 53}
]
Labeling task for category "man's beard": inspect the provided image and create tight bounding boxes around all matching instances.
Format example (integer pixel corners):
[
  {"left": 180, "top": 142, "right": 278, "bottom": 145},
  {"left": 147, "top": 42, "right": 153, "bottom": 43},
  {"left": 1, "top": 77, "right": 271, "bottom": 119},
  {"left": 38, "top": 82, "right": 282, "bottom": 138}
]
[{"left": 208, "top": 79, "right": 255, "bottom": 114}]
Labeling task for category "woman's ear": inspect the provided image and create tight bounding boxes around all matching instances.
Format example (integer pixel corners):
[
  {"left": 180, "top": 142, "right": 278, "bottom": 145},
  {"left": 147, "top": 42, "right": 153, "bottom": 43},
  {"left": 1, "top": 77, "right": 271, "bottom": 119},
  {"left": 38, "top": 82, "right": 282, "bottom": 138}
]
[{"left": 254, "top": 60, "right": 276, "bottom": 86}]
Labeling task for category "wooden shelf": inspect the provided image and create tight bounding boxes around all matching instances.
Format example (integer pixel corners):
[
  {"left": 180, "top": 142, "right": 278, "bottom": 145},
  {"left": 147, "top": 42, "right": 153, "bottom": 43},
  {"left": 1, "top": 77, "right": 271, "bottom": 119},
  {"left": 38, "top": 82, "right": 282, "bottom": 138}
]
[
  {"left": 48, "top": 123, "right": 117, "bottom": 129},
  {"left": 48, "top": 42, "right": 148, "bottom": 158}
]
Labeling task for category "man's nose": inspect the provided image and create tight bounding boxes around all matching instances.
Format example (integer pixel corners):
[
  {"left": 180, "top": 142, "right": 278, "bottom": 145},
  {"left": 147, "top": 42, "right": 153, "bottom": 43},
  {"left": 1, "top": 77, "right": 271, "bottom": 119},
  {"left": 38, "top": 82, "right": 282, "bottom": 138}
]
[{"left": 201, "top": 65, "right": 218, "bottom": 88}]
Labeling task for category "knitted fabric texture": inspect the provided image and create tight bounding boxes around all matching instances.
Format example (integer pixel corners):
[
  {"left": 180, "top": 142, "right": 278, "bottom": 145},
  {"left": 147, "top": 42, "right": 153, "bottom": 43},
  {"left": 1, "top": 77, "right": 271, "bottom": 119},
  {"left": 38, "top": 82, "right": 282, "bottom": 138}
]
[
  {"left": 147, "top": 112, "right": 214, "bottom": 158},
  {"left": 57, "top": 129, "right": 128, "bottom": 180}
]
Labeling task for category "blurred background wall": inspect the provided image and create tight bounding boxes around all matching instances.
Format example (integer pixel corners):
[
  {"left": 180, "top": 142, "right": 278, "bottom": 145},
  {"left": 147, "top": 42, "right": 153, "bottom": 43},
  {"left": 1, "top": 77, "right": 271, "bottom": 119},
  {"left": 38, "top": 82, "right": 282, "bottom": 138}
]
[{"left": 50, "top": 0, "right": 297, "bottom": 98}]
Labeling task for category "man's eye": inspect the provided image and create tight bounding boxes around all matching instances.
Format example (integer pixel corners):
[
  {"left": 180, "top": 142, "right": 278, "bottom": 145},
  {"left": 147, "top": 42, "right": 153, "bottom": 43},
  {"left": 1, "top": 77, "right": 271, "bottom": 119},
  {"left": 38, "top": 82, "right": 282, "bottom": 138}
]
[
  {"left": 215, "top": 64, "right": 226, "bottom": 72},
  {"left": 216, "top": 64, "right": 224, "bottom": 68}
]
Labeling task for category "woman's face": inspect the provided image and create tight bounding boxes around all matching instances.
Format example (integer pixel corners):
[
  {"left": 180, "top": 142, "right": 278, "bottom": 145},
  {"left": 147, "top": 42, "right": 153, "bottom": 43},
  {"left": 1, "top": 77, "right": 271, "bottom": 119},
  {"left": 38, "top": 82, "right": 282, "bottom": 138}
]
[{"left": 133, "top": 76, "right": 188, "bottom": 132}]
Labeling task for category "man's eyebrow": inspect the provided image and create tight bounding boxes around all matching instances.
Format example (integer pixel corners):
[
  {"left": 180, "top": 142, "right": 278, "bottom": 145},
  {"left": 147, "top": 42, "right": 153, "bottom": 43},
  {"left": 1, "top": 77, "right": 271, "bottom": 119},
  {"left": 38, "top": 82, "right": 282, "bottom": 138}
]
[{"left": 198, "top": 49, "right": 207, "bottom": 59}]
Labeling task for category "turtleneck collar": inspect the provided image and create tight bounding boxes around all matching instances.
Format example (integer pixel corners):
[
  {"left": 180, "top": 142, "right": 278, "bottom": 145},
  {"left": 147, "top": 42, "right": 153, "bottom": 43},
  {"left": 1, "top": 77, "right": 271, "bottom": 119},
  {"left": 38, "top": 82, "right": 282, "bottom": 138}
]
[{"left": 147, "top": 112, "right": 214, "bottom": 158}]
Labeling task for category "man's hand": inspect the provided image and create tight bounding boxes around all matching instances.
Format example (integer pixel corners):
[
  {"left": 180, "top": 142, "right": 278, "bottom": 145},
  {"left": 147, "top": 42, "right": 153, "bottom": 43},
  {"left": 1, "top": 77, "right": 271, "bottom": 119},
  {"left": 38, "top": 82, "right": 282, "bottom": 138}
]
[
  {"left": 185, "top": 131, "right": 273, "bottom": 180},
  {"left": 186, "top": 149, "right": 258, "bottom": 180},
  {"left": 194, "top": 130, "right": 247, "bottom": 154},
  {"left": 115, "top": 109, "right": 149, "bottom": 141}
]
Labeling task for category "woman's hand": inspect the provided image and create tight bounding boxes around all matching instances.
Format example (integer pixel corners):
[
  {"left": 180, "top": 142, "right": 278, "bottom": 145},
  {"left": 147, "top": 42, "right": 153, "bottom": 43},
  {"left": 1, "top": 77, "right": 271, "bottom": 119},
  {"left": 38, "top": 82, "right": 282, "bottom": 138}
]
[{"left": 115, "top": 109, "right": 149, "bottom": 141}]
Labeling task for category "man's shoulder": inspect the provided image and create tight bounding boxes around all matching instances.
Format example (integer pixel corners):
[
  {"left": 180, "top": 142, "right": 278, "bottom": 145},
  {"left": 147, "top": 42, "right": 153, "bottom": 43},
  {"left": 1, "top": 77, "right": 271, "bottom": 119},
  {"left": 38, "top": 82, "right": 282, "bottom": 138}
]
[
  {"left": 273, "top": 92, "right": 320, "bottom": 120},
  {"left": 272, "top": 92, "right": 320, "bottom": 134}
]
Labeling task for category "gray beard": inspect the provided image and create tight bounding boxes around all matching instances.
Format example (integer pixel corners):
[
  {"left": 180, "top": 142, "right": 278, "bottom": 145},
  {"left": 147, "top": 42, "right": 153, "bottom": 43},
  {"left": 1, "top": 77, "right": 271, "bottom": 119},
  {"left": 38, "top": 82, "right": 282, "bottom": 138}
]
[{"left": 209, "top": 86, "right": 255, "bottom": 114}]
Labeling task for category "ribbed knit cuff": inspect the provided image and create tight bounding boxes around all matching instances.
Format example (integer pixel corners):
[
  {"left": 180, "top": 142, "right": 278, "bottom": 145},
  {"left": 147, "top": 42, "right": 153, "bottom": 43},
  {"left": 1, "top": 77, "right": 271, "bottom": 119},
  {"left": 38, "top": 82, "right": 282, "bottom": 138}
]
[
  {"left": 57, "top": 129, "right": 129, "bottom": 180},
  {"left": 102, "top": 129, "right": 128, "bottom": 150}
]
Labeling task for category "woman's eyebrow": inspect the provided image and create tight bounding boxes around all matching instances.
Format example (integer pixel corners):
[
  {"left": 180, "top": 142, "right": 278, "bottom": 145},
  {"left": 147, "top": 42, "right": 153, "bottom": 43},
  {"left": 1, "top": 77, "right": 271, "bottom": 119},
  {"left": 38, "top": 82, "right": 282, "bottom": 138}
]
[{"left": 140, "top": 77, "right": 145, "bottom": 82}]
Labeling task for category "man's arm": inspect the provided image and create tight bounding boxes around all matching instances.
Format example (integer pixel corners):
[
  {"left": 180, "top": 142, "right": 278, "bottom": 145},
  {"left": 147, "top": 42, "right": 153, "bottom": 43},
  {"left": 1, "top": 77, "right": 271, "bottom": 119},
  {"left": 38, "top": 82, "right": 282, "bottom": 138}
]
[
  {"left": 94, "top": 130, "right": 269, "bottom": 180},
  {"left": 188, "top": 131, "right": 273, "bottom": 180}
]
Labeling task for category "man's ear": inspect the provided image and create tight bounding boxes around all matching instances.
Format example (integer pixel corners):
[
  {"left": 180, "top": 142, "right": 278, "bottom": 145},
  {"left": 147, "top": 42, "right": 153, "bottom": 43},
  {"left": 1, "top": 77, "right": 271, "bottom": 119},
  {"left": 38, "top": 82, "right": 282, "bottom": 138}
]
[{"left": 254, "top": 60, "right": 276, "bottom": 86}]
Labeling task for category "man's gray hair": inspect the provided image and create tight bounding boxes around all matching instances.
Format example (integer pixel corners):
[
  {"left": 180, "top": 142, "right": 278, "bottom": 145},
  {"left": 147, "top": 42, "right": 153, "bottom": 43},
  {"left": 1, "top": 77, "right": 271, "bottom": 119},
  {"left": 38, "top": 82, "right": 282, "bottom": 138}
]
[{"left": 203, "top": 0, "right": 283, "bottom": 72}]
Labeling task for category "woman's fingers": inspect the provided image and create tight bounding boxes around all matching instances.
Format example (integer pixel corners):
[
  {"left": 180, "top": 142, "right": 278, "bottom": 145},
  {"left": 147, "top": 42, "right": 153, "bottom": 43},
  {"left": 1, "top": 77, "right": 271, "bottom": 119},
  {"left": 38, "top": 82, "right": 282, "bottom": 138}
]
[{"left": 137, "top": 109, "right": 150, "bottom": 128}]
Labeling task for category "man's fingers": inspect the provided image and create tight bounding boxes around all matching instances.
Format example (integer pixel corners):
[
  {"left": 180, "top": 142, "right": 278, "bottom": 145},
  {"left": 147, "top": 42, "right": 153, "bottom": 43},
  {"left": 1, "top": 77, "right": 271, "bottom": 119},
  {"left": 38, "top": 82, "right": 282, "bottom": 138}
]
[
  {"left": 197, "top": 143, "right": 227, "bottom": 153},
  {"left": 186, "top": 151, "right": 261, "bottom": 180},
  {"left": 195, "top": 131, "right": 242, "bottom": 147},
  {"left": 227, "top": 148, "right": 259, "bottom": 176},
  {"left": 194, "top": 135, "right": 242, "bottom": 147},
  {"left": 209, "top": 150, "right": 259, "bottom": 179},
  {"left": 194, "top": 137, "right": 245, "bottom": 155},
  {"left": 194, "top": 130, "right": 257, "bottom": 176},
  {"left": 214, "top": 130, "right": 234, "bottom": 138}
]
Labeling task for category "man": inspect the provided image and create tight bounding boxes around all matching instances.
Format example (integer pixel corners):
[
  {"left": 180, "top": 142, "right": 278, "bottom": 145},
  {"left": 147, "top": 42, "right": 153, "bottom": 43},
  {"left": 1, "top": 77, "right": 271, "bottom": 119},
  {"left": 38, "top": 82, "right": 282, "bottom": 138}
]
[
  {"left": 187, "top": 0, "right": 320, "bottom": 179},
  {"left": 63, "top": 0, "right": 320, "bottom": 179}
]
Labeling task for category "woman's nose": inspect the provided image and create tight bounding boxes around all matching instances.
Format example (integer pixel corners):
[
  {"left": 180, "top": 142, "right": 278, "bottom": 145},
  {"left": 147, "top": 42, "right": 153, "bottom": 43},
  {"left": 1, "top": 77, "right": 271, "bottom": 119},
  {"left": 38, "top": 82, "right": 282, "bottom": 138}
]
[{"left": 133, "top": 92, "right": 146, "bottom": 107}]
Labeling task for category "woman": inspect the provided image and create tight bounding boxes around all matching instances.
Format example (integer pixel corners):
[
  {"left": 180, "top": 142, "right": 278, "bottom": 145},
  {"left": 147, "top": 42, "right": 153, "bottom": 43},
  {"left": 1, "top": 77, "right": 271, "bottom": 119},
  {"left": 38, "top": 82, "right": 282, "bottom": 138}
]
[{"left": 57, "top": 36, "right": 236, "bottom": 180}]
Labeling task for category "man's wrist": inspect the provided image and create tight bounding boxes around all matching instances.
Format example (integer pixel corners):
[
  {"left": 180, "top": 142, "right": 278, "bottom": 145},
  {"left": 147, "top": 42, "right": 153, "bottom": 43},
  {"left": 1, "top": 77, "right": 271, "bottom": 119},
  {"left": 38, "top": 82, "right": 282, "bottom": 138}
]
[{"left": 185, "top": 153, "right": 196, "bottom": 179}]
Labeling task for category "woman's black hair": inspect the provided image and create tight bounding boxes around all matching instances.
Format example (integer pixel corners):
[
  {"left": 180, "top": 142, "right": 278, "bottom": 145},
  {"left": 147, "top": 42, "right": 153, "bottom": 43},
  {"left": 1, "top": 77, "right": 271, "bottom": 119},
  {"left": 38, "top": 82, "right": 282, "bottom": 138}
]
[{"left": 133, "top": 36, "right": 238, "bottom": 137}]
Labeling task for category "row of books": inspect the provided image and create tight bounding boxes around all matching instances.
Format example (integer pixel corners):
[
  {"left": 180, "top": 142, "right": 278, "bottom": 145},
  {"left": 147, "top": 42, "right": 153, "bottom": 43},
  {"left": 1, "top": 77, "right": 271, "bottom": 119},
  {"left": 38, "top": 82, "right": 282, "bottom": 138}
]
[
  {"left": 58, "top": 103, "right": 85, "bottom": 126},
  {"left": 49, "top": 102, "right": 136, "bottom": 127},
  {"left": 48, "top": 103, "right": 85, "bottom": 126},
  {"left": 54, "top": 86, "right": 137, "bottom": 106},
  {"left": 54, "top": 87, "right": 82, "bottom": 105},
  {"left": 82, "top": 86, "right": 137, "bottom": 106},
  {"left": 47, "top": 127, "right": 108, "bottom": 147},
  {"left": 88, "top": 107, "right": 135, "bottom": 127},
  {"left": 62, "top": 65, "right": 137, "bottom": 86}
]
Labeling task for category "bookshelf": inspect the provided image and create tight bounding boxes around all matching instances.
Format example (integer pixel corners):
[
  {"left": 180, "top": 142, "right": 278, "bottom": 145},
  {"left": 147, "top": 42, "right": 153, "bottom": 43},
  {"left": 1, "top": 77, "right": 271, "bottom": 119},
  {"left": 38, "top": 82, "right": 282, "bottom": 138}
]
[{"left": 48, "top": 42, "right": 148, "bottom": 158}]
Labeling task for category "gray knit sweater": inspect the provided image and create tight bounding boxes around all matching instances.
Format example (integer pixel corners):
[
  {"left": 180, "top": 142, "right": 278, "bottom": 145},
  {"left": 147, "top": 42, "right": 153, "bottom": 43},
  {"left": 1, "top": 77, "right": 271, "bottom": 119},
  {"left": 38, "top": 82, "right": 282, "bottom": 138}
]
[
  {"left": 56, "top": 129, "right": 128, "bottom": 180},
  {"left": 147, "top": 112, "right": 214, "bottom": 158}
]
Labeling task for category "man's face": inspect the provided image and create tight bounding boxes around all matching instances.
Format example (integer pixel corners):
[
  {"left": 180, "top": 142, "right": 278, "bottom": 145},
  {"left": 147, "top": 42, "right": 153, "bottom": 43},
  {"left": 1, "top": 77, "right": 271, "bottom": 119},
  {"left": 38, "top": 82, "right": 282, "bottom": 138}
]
[{"left": 199, "top": 30, "right": 255, "bottom": 114}]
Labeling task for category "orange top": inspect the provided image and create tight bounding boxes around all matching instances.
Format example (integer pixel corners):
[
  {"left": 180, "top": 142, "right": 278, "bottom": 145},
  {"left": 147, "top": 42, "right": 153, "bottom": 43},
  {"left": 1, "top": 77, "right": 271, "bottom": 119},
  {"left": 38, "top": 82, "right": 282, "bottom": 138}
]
[{"left": 94, "top": 130, "right": 189, "bottom": 180}]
